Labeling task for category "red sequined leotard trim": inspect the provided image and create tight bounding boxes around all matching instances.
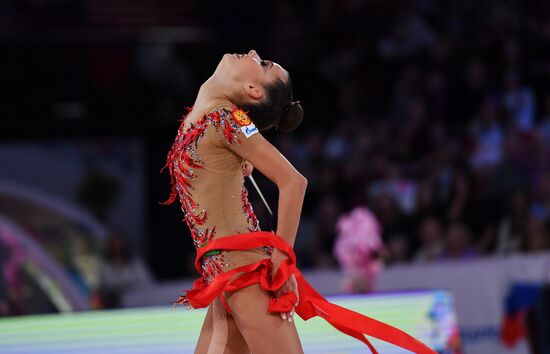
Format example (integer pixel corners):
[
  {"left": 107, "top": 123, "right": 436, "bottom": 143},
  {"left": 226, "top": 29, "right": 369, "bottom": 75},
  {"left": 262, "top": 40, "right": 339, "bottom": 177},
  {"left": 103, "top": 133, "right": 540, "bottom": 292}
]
[{"left": 160, "top": 105, "right": 266, "bottom": 288}]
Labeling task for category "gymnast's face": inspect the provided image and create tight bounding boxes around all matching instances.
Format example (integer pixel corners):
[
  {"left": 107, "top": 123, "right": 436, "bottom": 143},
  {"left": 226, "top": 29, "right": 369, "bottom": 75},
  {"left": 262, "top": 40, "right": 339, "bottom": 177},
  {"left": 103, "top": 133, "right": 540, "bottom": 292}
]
[{"left": 214, "top": 49, "right": 288, "bottom": 102}]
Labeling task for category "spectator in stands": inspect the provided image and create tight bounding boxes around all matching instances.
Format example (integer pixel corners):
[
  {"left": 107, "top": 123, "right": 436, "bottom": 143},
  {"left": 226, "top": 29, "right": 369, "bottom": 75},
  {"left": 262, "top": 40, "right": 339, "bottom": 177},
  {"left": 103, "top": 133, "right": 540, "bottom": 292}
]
[
  {"left": 311, "top": 195, "right": 341, "bottom": 268},
  {"left": 530, "top": 173, "right": 550, "bottom": 222},
  {"left": 502, "top": 69, "right": 536, "bottom": 132},
  {"left": 441, "top": 223, "right": 479, "bottom": 261},
  {"left": 414, "top": 216, "right": 444, "bottom": 263},
  {"left": 524, "top": 217, "right": 550, "bottom": 253},
  {"left": 97, "top": 229, "right": 153, "bottom": 308},
  {"left": 386, "top": 234, "right": 410, "bottom": 265},
  {"left": 538, "top": 94, "right": 550, "bottom": 143},
  {"left": 496, "top": 190, "right": 530, "bottom": 255},
  {"left": 469, "top": 96, "right": 505, "bottom": 170}
]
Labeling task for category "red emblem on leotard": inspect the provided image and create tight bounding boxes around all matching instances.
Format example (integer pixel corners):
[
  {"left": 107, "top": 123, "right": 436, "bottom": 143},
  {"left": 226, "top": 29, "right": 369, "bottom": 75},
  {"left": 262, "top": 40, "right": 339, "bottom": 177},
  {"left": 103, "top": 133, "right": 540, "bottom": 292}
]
[{"left": 232, "top": 109, "right": 252, "bottom": 126}]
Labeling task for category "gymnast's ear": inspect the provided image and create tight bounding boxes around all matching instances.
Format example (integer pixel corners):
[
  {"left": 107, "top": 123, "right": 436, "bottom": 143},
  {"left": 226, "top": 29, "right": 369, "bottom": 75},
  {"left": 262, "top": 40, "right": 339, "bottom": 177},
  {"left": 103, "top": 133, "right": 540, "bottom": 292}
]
[{"left": 244, "top": 83, "right": 263, "bottom": 101}]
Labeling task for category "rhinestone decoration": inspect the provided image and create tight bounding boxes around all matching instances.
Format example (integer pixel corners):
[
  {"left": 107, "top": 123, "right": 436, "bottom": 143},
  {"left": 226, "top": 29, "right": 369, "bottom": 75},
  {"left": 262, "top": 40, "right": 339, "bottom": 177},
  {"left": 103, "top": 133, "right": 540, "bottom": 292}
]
[
  {"left": 201, "top": 252, "right": 226, "bottom": 284},
  {"left": 240, "top": 183, "right": 261, "bottom": 232},
  {"left": 160, "top": 106, "right": 215, "bottom": 248}
]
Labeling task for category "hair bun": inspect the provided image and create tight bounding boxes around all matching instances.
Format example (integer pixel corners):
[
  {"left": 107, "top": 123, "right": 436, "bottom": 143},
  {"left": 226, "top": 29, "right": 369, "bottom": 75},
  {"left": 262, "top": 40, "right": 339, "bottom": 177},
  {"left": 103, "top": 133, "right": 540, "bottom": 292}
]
[{"left": 278, "top": 101, "right": 303, "bottom": 133}]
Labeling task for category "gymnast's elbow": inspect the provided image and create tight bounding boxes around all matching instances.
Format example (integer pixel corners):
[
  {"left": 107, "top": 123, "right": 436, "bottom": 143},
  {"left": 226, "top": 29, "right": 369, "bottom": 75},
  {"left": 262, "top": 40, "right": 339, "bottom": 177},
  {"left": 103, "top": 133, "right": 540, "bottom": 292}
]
[
  {"left": 290, "top": 173, "right": 308, "bottom": 192},
  {"left": 296, "top": 174, "right": 308, "bottom": 189},
  {"left": 274, "top": 166, "right": 308, "bottom": 192}
]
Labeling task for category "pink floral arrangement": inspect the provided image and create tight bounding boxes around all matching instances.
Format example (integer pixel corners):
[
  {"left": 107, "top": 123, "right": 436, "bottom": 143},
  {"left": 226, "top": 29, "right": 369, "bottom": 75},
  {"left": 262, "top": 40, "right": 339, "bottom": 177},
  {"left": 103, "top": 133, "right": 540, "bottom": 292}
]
[{"left": 333, "top": 207, "right": 384, "bottom": 293}]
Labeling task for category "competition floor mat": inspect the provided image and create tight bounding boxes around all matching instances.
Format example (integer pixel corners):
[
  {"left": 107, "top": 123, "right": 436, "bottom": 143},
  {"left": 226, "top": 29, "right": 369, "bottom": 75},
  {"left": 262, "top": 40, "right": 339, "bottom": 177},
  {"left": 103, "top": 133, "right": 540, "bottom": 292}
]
[{"left": 0, "top": 290, "right": 459, "bottom": 353}]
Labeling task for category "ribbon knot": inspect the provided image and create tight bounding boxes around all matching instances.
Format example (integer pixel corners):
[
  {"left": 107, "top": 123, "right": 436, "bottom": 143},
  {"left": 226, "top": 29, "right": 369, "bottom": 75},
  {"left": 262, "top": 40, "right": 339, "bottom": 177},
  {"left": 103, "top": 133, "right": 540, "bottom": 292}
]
[{"left": 268, "top": 292, "right": 298, "bottom": 313}]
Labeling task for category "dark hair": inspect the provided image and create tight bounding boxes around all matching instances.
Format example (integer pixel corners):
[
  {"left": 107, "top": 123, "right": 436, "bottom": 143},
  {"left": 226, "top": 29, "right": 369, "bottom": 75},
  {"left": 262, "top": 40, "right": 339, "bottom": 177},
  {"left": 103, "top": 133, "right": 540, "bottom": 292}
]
[{"left": 239, "top": 75, "right": 303, "bottom": 132}]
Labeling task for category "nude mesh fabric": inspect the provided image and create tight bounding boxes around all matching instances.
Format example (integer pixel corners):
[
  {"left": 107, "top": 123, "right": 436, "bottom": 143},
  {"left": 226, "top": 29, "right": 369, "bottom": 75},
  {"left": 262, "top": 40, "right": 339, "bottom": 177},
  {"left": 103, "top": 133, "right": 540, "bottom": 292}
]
[{"left": 172, "top": 104, "right": 272, "bottom": 283}]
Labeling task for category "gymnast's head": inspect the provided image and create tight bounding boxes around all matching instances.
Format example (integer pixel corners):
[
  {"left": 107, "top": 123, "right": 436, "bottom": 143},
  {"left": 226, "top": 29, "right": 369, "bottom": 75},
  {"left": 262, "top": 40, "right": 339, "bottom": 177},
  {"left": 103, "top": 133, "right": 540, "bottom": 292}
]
[{"left": 212, "top": 49, "right": 303, "bottom": 132}]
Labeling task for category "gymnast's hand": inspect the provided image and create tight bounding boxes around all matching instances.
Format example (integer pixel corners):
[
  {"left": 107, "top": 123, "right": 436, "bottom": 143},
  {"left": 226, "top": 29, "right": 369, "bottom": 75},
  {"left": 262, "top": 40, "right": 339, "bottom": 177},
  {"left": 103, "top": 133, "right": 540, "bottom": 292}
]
[
  {"left": 242, "top": 160, "right": 254, "bottom": 177},
  {"left": 271, "top": 249, "right": 300, "bottom": 322}
]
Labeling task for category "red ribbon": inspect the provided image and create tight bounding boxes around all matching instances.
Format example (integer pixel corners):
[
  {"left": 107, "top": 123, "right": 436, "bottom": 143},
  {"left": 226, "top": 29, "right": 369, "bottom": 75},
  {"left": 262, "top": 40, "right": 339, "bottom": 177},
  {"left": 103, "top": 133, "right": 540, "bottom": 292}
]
[{"left": 182, "top": 231, "right": 436, "bottom": 354}]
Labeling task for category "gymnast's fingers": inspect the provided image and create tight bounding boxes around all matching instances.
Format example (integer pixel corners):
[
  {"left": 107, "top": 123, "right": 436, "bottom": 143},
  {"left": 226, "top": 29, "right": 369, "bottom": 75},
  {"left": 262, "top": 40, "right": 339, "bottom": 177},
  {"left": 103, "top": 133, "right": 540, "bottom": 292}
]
[{"left": 283, "top": 310, "right": 293, "bottom": 322}]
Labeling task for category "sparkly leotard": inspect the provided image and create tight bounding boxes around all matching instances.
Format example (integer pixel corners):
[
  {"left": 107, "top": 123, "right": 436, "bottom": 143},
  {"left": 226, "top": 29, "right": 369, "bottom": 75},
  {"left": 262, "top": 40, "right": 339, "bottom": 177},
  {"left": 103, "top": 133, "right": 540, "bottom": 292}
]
[{"left": 160, "top": 102, "right": 272, "bottom": 286}]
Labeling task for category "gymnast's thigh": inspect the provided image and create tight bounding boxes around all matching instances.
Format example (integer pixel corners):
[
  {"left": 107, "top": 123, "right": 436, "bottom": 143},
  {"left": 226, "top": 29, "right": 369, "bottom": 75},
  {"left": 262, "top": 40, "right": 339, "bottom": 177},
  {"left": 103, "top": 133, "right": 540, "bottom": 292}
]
[
  {"left": 194, "top": 297, "right": 250, "bottom": 354},
  {"left": 223, "top": 283, "right": 304, "bottom": 354}
]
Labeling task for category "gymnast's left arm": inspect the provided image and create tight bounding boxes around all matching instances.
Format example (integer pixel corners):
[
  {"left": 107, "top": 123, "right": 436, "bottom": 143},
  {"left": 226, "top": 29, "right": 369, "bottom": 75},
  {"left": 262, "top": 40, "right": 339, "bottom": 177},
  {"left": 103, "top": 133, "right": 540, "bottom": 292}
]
[
  {"left": 241, "top": 136, "right": 308, "bottom": 248},
  {"left": 221, "top": 113, "right": 306, "bottom": 320},
  {"left": 242, "top": 137, "right": 306, "bottom": 320},
  {"left": 222, "top": 121, "right": 308, "bottom": 248}
]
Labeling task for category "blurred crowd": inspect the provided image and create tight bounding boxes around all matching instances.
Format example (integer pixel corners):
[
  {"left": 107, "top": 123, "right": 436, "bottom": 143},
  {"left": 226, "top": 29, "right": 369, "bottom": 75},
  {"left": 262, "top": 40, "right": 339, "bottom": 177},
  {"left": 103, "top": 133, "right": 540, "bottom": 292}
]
[
  {"left": 267, "top": 0, "right": 550, "bottom": 268},
  {"left": 2, "top": 0, "right": 550, "bottom": 277}
]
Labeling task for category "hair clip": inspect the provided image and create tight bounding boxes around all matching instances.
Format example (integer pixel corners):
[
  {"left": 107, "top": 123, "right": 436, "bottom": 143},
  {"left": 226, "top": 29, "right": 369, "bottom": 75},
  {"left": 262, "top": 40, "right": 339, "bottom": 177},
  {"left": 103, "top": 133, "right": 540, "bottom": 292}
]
[{"left": 285, "top": 101, "right": 301, "bottom": 112}]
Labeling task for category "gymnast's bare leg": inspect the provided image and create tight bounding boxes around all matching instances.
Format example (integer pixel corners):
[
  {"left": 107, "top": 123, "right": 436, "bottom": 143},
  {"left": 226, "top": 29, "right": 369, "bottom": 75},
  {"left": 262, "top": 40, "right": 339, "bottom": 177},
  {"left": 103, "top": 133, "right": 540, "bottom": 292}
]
[
  {"left": 223, "top": 283, "right": 304, "bottom": 354},
  {"left": 194, "top": 296, "right": 250, "bottom": 354}
]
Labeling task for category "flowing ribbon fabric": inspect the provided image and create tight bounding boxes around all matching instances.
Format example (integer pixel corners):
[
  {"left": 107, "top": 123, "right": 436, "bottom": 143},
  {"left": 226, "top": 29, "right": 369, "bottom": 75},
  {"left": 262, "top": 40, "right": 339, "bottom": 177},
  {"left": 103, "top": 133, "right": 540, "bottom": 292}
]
[{"left": 182, "top": 231, "right": 436, "bottom": 354}]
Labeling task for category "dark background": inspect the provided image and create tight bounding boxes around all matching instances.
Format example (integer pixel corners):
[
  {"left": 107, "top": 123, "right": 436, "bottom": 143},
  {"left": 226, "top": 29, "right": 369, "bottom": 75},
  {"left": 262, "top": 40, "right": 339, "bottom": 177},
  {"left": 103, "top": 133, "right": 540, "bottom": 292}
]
[{"left": 2, "top": 0, "right": 550, "bottom": 281}]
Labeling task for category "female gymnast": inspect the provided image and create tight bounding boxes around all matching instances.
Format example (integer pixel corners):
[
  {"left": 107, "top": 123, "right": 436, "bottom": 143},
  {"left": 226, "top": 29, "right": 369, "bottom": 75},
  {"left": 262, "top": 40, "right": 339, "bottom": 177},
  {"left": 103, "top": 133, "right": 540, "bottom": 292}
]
[{"left": 161, "top": 49, "right": 435, "bottom": 354}]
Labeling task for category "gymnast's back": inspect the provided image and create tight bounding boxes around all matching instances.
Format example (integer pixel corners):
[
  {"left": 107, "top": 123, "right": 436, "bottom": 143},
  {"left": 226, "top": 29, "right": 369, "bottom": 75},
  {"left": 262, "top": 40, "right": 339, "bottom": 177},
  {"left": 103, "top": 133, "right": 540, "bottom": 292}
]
[{"left": 161, "top": 102, "right": 272, "bottom": 284}]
